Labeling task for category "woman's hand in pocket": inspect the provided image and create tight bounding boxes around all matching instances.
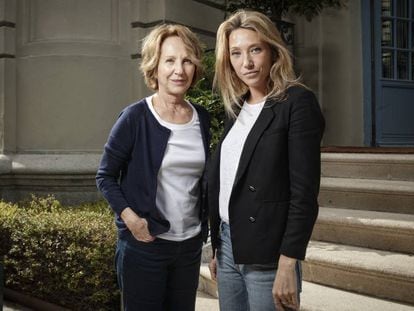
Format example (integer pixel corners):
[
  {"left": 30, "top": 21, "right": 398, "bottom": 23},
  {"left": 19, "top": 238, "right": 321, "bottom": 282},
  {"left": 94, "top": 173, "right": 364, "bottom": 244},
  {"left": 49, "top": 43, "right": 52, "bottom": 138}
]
[{"left": 121, "top": 207, "right": 155, "bottom": 242}]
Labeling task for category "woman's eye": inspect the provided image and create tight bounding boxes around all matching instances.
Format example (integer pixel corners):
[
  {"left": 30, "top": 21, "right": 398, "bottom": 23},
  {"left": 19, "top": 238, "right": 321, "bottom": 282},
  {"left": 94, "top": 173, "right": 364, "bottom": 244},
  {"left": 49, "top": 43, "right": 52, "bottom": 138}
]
[
  {"left": 231, "top": 51, "right": 241, "bottom": 56},
  {"left": 251, "top": 47, "right": 262, "bottom": 54},
  {"left": 183, "top": 59, "right": 193, "bottom": 64},
  {"left": 165, "top": 58, "right": 174, "bottom": 63}
]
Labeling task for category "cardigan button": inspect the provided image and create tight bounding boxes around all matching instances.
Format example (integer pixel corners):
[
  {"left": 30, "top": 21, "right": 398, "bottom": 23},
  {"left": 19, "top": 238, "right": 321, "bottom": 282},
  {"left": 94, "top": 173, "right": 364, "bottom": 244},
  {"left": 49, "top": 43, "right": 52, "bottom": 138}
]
[
  {"left": 249, "top": 216, "right": 256, "bottom": 223},
  {"left": 248, "top": 185, "right": 256, "bottom": 192}
]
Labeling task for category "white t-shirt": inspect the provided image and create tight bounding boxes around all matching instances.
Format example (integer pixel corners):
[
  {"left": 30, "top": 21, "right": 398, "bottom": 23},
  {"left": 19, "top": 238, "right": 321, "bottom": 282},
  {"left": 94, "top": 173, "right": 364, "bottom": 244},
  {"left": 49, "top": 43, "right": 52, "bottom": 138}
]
[
  {"left": 219, "top": 100, "right": 265, "bottom": 223},
  {"left": 146, "top": 95, "right": 205, "bottom": 241}
]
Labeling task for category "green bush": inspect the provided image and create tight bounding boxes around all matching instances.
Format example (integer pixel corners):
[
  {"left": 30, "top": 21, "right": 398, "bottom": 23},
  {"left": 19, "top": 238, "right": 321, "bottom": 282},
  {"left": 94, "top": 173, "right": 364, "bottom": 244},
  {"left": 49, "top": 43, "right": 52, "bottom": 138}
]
[
  {"left": 187, "top": 50, "right": 225, "bottom": 151},
  {"left": 0, "top": 195, "right": 120, "bottom": 310}
]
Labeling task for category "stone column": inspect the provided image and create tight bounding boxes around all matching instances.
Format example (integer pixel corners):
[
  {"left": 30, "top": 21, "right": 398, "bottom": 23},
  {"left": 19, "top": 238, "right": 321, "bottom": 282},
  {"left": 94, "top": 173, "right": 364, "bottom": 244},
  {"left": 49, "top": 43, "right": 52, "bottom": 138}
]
[
  {"left": 1, "top": 0, "right": 134, "bottom": 203},
  {"left": 0, "top": 0, "right": 17, "bottom": 169}
]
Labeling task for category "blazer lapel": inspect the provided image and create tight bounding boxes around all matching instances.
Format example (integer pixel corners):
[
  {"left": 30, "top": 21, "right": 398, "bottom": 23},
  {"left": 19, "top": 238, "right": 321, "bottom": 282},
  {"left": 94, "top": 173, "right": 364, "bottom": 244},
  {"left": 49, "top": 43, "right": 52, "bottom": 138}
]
[{"left": 233, "top": 104, "right": 276, "bottom": 186}]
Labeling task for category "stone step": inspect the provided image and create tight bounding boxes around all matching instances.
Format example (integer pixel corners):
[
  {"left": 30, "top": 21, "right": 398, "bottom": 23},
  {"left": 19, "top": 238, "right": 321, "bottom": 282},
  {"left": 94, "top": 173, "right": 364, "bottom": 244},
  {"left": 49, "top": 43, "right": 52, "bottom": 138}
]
[
  {"left": 321, "top": 153, "right": 414, "bottom": 181},
  {"left": 201, "top": 242, "right": 213, "bottom": 264},
  {"left": 313, "top": 207, "right": 414, "bottom": 254},
  {"left": 197, "top": 264, "right": 414, "bottom": 311},
  {"left": 304, "top": 241, "right": 414, "bottom": 305},
  {"left": 319, "top": 177, "right": 414, "bottom": 214},
  {"left": 195, "top": 291, "right": 219, "bottom": 311},
  {"left": 198, "top": 264, "right": 218, "bottom": 299},
  {"left": 301, "top": 282, "right": 414, "bottom": 311}
]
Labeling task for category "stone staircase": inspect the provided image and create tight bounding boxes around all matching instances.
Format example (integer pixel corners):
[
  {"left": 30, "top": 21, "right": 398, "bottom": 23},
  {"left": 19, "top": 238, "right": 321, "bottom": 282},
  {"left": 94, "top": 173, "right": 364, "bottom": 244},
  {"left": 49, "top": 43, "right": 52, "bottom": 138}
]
[
  {"left": 198, "top": 152, "right": 414, "bottom": 310},
  {"left": 303, "top": 152, "right": 414, "bottom": 310}
]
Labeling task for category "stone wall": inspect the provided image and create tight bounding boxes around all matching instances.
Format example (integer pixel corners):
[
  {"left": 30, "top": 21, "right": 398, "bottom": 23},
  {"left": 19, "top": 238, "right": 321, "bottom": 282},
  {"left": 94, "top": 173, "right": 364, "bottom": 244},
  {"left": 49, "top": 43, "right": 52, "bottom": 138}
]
[{"left": 293, "top": 0, "right": 364, "bottom": 146}]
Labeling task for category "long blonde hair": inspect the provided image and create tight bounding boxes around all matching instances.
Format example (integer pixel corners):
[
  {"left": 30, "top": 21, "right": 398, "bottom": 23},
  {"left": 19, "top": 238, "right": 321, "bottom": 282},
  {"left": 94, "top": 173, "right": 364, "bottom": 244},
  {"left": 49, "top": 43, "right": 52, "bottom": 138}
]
[
  {"left": 214, "top": 10, "right": 302, "bottom": 118},
  {"left": 140, "top": 24, "right": 203, "bottom": 91}
]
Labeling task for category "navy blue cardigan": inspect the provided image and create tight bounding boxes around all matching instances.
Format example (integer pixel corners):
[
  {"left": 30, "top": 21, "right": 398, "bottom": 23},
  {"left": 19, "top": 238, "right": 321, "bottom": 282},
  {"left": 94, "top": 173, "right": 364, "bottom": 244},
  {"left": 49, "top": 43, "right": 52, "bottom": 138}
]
[{"left": 96, "top": 98, "right": 210, "bottom": 240}]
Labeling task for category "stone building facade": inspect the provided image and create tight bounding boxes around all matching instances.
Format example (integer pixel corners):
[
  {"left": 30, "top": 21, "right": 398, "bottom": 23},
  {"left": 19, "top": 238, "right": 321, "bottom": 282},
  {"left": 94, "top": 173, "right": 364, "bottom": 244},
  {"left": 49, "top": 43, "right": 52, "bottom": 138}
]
[{"left": 1, "top": 0, "right": 411, "bottom": 203}]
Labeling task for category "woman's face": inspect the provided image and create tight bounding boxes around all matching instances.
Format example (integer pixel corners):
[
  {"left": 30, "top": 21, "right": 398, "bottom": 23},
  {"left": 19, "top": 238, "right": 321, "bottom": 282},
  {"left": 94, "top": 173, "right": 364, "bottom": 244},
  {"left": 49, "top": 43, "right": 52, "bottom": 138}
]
[
  {"left": 228, "top": 28, "right": 273, "bottom": 95},
  {"left": 157, "top": 36, "right": 195, "bottom": 97}
]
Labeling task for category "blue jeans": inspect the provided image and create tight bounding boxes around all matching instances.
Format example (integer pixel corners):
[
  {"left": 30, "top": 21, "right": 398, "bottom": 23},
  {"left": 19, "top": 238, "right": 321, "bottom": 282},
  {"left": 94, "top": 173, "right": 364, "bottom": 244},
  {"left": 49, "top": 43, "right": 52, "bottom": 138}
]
[
  {"left": 116, "top": 233, "right": 202, "bottom": 311},
  {"left": 216, "top": 222, "right": 302, "bottom": 311}
]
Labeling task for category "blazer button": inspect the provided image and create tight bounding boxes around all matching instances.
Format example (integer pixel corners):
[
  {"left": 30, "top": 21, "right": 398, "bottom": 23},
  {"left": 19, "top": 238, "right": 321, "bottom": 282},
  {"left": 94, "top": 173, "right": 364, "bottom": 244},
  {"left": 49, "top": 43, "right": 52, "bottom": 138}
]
[
  {"left": 248, "top": 185, "right": 256, "bottom": 192},
  {"left": 249, "top": 216, "right": 256, "bottom": 223}
]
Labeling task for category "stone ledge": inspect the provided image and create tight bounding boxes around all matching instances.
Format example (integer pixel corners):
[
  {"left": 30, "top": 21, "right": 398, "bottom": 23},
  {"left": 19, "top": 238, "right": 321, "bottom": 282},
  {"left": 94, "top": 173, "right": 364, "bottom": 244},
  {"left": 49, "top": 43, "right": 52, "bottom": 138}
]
[
  {"left": 0, "top": 153, "right": 102, "bottom": 204},
  {"left": 0, "top": 154, "right": 12, "bottom": 173},
  {"left": 0, "top": 153, "right": 101, "bottom": 174}
]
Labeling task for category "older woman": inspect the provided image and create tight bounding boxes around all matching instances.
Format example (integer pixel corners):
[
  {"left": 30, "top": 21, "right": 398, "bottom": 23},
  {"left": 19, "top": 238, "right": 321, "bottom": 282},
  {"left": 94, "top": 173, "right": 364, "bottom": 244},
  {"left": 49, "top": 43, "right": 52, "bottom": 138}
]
[
  {"left": 208, "top": 10, "right": 325, "bottom": 311},
  {"left": 96, "top": 24, "right": 210, "bottom": 311}
]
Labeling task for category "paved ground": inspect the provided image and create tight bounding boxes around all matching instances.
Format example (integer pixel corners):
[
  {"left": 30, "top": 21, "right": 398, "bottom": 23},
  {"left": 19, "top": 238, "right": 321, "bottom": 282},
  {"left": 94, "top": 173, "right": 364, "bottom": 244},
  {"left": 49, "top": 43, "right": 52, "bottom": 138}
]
[{"left": 2, "top": 291, "right": 218, "bottom": 311}]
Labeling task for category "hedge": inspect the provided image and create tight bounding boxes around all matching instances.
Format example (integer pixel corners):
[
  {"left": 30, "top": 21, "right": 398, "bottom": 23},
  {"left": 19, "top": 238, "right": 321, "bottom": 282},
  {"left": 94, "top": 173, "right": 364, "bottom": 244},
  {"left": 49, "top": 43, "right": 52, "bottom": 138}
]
[{"left": 0, "top": 195, "right": 120, "bottom": 310}]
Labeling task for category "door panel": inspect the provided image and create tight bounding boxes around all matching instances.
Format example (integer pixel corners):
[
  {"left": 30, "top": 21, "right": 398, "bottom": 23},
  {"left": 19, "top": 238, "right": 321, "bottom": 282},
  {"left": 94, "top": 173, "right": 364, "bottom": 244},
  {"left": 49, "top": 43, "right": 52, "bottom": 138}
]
[
  {"left": 381, "top": 83, "right": 414, "bottom": 143},
  {"left": 374, "top": 0, "right": 414, "bottom": 146}
]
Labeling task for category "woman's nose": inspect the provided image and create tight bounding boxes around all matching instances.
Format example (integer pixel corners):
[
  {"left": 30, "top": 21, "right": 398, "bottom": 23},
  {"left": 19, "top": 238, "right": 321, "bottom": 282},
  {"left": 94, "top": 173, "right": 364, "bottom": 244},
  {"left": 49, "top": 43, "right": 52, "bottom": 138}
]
[
  {"left": 243, "top": 56, "right": 253, "bottom": 68},
  {"left": 174, "top": 62, "right": 184, "bottom": 74}
]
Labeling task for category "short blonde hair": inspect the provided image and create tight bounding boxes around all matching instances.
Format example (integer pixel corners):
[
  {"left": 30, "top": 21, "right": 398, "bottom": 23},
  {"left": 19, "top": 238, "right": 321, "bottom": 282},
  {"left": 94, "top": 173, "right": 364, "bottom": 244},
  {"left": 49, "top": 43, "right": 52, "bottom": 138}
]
[
  {"left": 214, "top": 10, "right": 302, "bottom": 117},
  {"left": 140, "top": 24, "right": 203, "bottom": 91}
]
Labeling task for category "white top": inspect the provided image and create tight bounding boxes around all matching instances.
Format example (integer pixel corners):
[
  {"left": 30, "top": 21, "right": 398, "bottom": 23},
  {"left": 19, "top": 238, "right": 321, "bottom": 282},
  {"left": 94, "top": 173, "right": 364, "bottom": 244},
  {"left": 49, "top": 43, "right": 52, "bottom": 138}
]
[
  {"left": 146, "top": 95, "right": 205, "bottom": 241},
  {"left": 219, "top": 100, "right": 265, "bottom": 223}
]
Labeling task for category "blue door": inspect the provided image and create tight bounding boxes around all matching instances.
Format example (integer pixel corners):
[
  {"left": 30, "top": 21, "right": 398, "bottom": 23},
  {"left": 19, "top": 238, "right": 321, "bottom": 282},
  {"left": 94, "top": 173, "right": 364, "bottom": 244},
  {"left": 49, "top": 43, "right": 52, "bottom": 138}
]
[{"left": 372, "top": 0, "right": 414, "bottom": 146}]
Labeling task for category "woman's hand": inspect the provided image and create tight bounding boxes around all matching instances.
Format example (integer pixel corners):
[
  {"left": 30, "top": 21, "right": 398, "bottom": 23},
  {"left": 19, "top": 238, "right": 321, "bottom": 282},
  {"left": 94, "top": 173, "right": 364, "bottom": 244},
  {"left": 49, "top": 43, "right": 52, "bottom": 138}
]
[
  {"left": 120, "top": 207, "right": 155, "bottom": 242},
  {"left": 208, "top": 252, "right": 217, "bottom": 281},
  {"left": 273, "top": 255, "right": 299, "bottom": 311}
]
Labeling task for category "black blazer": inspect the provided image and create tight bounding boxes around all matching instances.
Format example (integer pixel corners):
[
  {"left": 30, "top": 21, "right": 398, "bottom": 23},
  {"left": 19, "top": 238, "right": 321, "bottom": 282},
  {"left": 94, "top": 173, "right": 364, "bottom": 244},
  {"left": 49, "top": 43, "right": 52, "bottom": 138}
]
[{"left": 208, "top": 86, "right": 325, "bottom": 264}]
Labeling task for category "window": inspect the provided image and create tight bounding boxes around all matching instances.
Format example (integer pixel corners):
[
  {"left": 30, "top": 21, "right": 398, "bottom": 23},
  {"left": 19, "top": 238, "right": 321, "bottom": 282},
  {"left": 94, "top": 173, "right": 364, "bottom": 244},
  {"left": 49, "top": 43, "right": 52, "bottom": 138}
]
[{"left": 381, "top": 0, "right": 414, "bottom": 80}]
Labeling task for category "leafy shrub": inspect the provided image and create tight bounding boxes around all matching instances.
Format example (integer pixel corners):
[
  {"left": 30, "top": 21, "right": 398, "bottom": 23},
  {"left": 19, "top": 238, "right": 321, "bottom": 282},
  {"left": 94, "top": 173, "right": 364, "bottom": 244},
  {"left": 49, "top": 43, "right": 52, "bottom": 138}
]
[
  {"left": 187, "top": 50, "right": 225, "bottom": 151},
  {"left": 0, "top": 195, "right": 119, "bottom": 310}
]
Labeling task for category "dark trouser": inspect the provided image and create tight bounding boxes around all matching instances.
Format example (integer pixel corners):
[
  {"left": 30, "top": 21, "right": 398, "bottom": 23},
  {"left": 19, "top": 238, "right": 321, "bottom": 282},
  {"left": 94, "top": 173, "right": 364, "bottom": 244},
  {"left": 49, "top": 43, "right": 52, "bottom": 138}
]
[{"left": 115, "top": 233, "right": 202, "bottom": 311}]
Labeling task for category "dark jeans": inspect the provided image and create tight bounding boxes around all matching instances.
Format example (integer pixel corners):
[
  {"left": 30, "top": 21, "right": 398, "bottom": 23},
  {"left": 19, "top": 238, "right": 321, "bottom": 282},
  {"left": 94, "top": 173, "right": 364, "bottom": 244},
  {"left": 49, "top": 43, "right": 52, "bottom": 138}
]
[{"left": 115, "top": 233, "right": 202, "bottom": 311}]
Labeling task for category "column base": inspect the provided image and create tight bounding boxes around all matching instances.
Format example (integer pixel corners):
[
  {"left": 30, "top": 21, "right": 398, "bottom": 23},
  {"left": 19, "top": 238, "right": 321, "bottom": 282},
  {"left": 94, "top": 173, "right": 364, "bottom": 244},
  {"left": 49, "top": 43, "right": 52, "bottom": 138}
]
[{"left": 0, "top": 153, "right": 102, "bottom": 205}]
